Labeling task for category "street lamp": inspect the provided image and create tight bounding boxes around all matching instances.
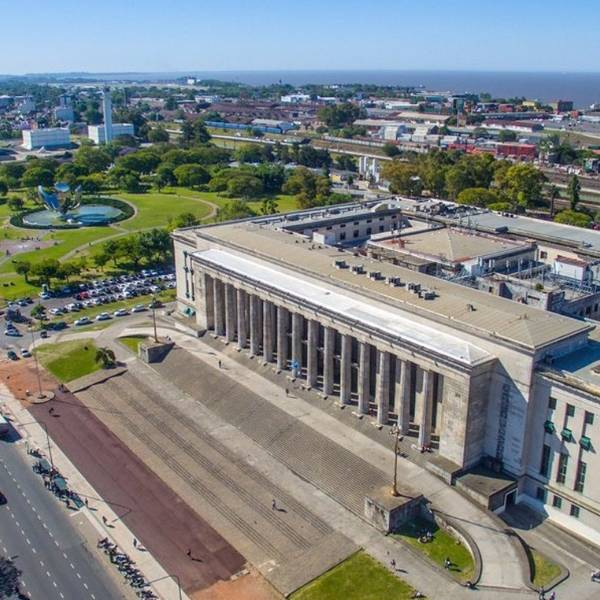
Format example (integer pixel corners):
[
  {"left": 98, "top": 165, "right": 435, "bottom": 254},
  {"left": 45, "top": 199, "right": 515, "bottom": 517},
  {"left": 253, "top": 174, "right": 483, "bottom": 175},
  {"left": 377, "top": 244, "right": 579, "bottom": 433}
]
[
  {"left": 151, "top": 295, "right": 159, "bottom": 343},
  {"left": 28, "top": 326, "right": 44, "bottom": 400},
  {"left": 146, "top": 574, "right": 182, "bottom": 600},
  {"left": 390, "top": 425, "right": 403, "bottom": 497},
  {"left": 21, "top": 420, "right": 54, "bottom": 471}
]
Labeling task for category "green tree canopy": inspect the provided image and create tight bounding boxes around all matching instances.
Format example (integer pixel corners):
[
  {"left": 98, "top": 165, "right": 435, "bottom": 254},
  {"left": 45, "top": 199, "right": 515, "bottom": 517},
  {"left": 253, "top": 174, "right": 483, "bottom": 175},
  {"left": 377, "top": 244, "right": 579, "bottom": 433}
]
[{"left": 553, "top": 210, "right": 592, "bottom": 228}]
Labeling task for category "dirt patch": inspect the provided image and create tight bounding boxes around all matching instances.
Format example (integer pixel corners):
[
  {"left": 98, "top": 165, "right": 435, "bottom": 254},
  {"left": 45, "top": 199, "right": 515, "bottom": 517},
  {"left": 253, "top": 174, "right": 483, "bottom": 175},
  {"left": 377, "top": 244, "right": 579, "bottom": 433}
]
[
  {"left": 191, "top": 569, "right": 282, "bottom": 600},
  {"left": 0, "top": 237, "right": 54, "bottom": 258},
  {"left": 0, "top": 357, "right": 58, "bottom": 400}
]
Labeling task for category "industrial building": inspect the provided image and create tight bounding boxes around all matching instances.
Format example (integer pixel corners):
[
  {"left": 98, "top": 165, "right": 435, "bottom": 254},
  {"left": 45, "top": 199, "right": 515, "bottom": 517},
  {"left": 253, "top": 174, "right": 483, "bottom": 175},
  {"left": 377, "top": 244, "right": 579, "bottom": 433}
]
[
  {"left": 173, "top": 200, "right": 600, "bottom": 545},
  {"left": 22, "top": 127, "right": 70, "bottom": 150}
]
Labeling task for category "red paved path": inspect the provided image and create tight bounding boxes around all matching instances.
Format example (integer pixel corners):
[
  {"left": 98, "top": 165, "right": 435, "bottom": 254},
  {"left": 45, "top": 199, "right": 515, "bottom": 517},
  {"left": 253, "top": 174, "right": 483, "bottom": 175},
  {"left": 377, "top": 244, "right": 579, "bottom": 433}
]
[{"left": 29, "top": 387, "right": 246, "bottom": 595}]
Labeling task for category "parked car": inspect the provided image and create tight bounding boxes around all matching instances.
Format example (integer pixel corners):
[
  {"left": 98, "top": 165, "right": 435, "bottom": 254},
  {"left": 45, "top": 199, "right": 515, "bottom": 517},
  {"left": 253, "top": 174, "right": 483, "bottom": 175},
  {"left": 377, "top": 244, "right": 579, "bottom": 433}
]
[
  {"left": 131, "top": 304, "right": 147, "bottom": 313},
  {"left": 95, "top": 312, "right": 111, "bottom": 321},
  {"left": 74, "top": 317, "right": 91, "bottom": 326},
  {"left": 52, "top": 321, "right": 68, "bottom": 330},
  {"left": 7, "top": 350, "right": 18, "bottom": 360},
  {"left": 4, "top": 328, "right": 21, "bottom": 337},
  {"left": 40, "top": 330, "right": 48, "bottom": 339},
  {"left": 20, "top": 348, "right": 31, "bottom": 358},
  {"left": 113, "top": 309, "right": 129, "bottom": 317}
]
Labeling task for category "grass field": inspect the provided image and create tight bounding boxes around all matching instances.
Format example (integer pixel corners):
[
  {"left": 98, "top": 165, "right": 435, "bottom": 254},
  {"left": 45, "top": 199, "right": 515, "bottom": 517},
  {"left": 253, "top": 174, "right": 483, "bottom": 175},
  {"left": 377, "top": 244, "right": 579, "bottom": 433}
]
[
  {"left": 118, "top": 335, "right": 148, "bottom": 353},
  {"left": 530, "top": 548, "right": 562, "bottom": 589},
  {"left": 36, "top": 339, "right": 101, "bottom": 382},
  {"left": 393, "top": 517, "right": 474, "bottom": 583},
  {"left": 290, "top": 552, "right": 416, "bottom": 600}
]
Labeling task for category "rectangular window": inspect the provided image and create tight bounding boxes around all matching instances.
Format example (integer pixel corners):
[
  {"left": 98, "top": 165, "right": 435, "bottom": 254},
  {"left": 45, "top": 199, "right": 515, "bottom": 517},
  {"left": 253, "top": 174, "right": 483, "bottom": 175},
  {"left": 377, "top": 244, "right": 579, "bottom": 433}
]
[
  {"left": 353, "top": 230, "right": 359, "bottom": 238},
  {"left": 570, "top": 504, "right": 580, "bottom": 518},
  {"left": 540, "top": 251, "right": 548, "bottom": 259},
  {"left": 340, "top": 224, "right": 346, "bottom": 228},
  {"left": 535, "top": 487, "right": 546, "bottom": 502},
  {"left": 366, "top": 227, "right": 372, "bottom": 235},
  {"left": 379, "top": 225, "right": 384, "bottom": 232},
  {"left": 585, "top": 411, "right": 594, "bottom": 425},
  {"left": 566, "top": 404, "right": 575, "bottom": 417},
  {"left": 552, "top": 495, "right": 562, "bottom": 509},
  {"left": 540, "top": 444, "right": 551, "bottom": 477},
  {"left": 548, "top": 397, "right": 557, "bottom": 410},
  {"left": 557, "top": 453, "right": 569, "bottom": 484},
  {"left": 575, "top": 461, "right": 587, "bottom": 493},
  {"left": 339, "top": 232, "right": 346, "bottom": 241}
]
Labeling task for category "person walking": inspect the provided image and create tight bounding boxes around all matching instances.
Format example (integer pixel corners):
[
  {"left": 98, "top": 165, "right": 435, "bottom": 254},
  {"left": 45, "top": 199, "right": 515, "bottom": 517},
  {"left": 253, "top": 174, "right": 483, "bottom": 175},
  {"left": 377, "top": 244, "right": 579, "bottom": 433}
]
[
  {"left": 444, "top": 557, "right": 451, "bottom": 569},
  {"left": 186, "top": 549, "right": 192, "bottom": 558},
  {"left": 390, "top": 558, "right": 396, "bottom": 570},
  {"left": 48, "top": 407, "right": 55, "bottom": 415},
  {"left": 271, "top": 498, "right": 277, "bottom": 510},
  {"left": 133, "top": 538, "right": 138, "bottom": 548},
  {"left": 218, "top": 360, "right": 222, "bottom": 369},
  {"left": 102, "top": 516, "right": 108, "bottom": 526}
]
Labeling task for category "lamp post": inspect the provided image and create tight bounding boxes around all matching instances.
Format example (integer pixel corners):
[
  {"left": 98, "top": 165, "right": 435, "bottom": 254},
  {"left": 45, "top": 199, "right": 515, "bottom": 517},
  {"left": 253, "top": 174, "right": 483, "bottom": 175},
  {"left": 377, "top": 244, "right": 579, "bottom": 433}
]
[
  {"left": 151, "top": 295, "right": 158, "bottom": 343},
  {"left": 146, "top": 574, "right": 182, "bottom": 600},
  {"left": 28, "top": 326, "right": 44, "bottom": 399},
  {"left": 390, "top": 425, "right": 402, "bottom": 497},
  {"left": 21, "top": 420, "right": 54, "bottom": 471}
]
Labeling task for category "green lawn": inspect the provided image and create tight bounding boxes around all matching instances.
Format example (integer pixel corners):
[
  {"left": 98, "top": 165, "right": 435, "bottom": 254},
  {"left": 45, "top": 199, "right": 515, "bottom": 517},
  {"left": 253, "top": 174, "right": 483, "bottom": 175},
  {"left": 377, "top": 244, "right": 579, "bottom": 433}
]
[
  {"left": 393, "top": 517, "right": 474, "bottom": 583},
  {"left": 290, "top": 552, "right": 417, "bottom": 600},
  {"left": 36, "top": 339, "right": 101, "bottom": 382},
  {"left": 530, "top": 548, "right": 562, "bottom": 589},
  {"left": 119, "top": 335, "right": 148, "bottom": 353}
]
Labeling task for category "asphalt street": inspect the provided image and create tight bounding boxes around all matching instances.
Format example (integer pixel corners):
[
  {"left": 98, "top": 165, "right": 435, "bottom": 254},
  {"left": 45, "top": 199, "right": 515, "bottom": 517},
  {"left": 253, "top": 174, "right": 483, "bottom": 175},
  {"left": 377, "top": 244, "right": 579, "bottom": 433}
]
[{"left": 0, "top": 435, "right": 122, "bottom": 600}]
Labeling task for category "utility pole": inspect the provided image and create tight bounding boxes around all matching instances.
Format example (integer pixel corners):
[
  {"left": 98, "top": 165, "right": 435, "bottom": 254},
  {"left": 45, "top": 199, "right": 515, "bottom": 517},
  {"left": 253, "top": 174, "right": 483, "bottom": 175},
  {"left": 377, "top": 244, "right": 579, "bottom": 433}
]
[
  {"left": 29, "top": 326, "right": 44, "bottom": 399},
  {"left": 151, "top": 296, "right": 158, "bottom": 343},
  {"left": 390, "top": 425, "right": 402, "bottom": 497}
]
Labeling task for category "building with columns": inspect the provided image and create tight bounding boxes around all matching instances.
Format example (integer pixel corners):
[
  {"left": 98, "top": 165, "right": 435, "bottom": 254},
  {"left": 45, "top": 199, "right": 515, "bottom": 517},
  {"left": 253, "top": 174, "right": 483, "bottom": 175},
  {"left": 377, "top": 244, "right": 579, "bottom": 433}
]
[{"left": 172, "top": 201, "right": 600, "bottom": 545}]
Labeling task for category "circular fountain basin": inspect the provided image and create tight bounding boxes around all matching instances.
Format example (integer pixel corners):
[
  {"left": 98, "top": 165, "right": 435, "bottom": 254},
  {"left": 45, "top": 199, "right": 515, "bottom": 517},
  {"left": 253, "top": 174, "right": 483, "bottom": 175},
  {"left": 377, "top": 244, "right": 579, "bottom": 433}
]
[{"left": 22, "top": 204, "right": 124, "bottom": 228}]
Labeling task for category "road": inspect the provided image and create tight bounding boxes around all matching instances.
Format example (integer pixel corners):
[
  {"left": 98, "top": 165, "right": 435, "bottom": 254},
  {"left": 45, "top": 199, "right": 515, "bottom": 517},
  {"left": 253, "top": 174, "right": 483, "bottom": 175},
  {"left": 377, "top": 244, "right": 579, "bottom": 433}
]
[{"left": 0, "top": 436, "right": 123, "bottom": 600}]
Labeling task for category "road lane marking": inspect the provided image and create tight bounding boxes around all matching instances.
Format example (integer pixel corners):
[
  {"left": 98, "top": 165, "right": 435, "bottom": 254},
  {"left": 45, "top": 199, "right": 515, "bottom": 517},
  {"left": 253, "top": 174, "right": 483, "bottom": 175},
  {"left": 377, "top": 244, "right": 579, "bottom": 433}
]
[
  {"left": 70, "top": 563, "right": 75, "bottom": 569},
  {"left": 46, "top": 570, "right": 51, "bottom": 577},
  {"left": 31, "top": 548, "right": 37, "bottom": 554},
  {"left": 40, "top": 560, "right": 44, "bottom": 567},
  {"left": 62, "top": 552, "right": 68, "bottom": 559},
  {"left": 53, "top": 581, "right": 57, "bottom": 588},
  {"left": 48, "top": 531, "right": 53, "bottom": 537},
  {"left": 76, "top": 573, "right": 81, "bottom": 579},
  {"left": 83, "top": 582, "right": 88, "bottom": 589},
  {"left": 25, "top": 538, "right": 30, "bottom": 545},
  {"left": 54, "top": 540, "right": 59, "bottom": 547}
]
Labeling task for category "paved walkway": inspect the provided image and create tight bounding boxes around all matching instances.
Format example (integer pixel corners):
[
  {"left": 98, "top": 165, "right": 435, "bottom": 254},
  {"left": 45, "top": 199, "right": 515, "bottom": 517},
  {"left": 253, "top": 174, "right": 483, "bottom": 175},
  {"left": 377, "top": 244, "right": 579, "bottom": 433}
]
[
  {"left": 0, "top": 382, "right": 188, "bottom": 600},
  {"left": 112, "top": 325, "right": 534, "bottom": 598}
]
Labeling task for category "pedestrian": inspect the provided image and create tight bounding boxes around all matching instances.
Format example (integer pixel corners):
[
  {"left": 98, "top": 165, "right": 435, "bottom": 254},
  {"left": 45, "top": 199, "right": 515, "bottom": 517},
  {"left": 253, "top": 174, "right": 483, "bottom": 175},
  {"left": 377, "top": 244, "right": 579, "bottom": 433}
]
[
  {"left": 218, "top": 359, "right": 222, "bottom": 369},
  {"left": 390, "top": 558, "right": 396, "bottom": 570},
  {"left": 548, "top": 592, "right": 555, "bottom": 600},
  {"left": 285, "top": 388, "right": 289, "bottom": 397},
  {"left": 133, "top": 538, "right": 138, "bottom": 548},
  {"left": 49, "top": 407, "right": 54, "bottom": 414},
  {"left": 102, "top": 516, "right": 108, "bottom": 525},
  {"left": 186, "top": 549, "right": 192, "bottom": 557},
  {"left": 444, "top": 557, "right": 451, "bottom": 569},
  {"left": 271, "top": 498, "right": 277, "bottom": 510},
  {"left": 84, "top": 498, "right": 89, "bottom": 508}
]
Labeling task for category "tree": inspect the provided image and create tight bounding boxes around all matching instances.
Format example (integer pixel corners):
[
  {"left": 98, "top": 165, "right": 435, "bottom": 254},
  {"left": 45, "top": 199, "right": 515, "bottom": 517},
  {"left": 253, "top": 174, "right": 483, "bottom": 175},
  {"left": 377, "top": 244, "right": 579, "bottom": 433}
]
[
  {"left": 170, "top": 212, "right": 201, "bottom": 229},
  {"left": 75, "top": 145, "right": 112, "bottom": 174},
  {"left": 0, "top": 556, "right": 22, "bottom": 598},
  {"left": 554, "top": 209, "right": 592, "bottom": 228},
  {"left": 215, "top": 200, "right": 257, "bottom": 222},
  {"left": 381, "top": 162, "right": 423, "bottom": 196},
  {"left": 235, "top": 143, "right": 272, "bottom": 164},
  {"left": 122, "top": 173, "right": 142, "bottom": 193},
  {"left": 496, "top": 163, "right": 546, "bottom": 209},
  {"left": 335, "top": 155, "right": 357, "bottom": 171},
  {"left": 226, "top": 174, "right": 263, "bottom": 198},
  {"left": 56, "top": 261, "right": 80, "bottom": 282},
  {"left": 22, "top": 167, "right": 54, "bottom": 188},
  {"left": 139, "top": 228, "right": 172, "bottom": 263},
  {"left": 180, "top": 118, "right": 211, "bottom": 146},
  {"left": 173, "top": 164, "right": 210, "bottom": 188},
  {"left": 456, "top": 187, "right": 502, "bottom": 207},
  {"left": 93, "top": 251, "right": 110, "bottom": 271},
  {"left": 119, "top": 236, "right": 145, "bottom": 269},
  {"left": 498, "top": 129, "right": 517, "bottom": 142},
  {"left": 318, "top": 103, "right": 362, "bottom": 128},
  {"left": 259, "top": 197, "right": 279, "bottom": 215},
  {"left": 14, "top": 260, "right": 31, "bottom": 282},
  {"left": 147, "top": 126, "right": 169, "bottom": 143},
  {"left": 95, "top": 346, "right": 116, "bottom": 368},
  {"left": 31, "top": 303, "right": 47, "bottom": 321},
  {"left": 0, "top": 179, "right": 8, "bottom": 196},
  {"left": 7, "top": 196, "right": 24, "bottom": 212},
  {"left": 547, "top": 184, "right": 560, "bottom": 217},
  {"left": 382, "top": 143, "right": 400, "bottom": 158},
  {"left": 116, "top": 149, "right": 161, "bottom": 174},
  {"left": 30, "top": 258, "right": 60, "bottom": 286},
  {"left": 103, "top": 239, "right": 120, "bottom": 267},
  {"left": 567, "top": 174, "right": 581, "bottom": 211},
  {"left": 154, "top": 164, "right": 176, "bottom": 190}
]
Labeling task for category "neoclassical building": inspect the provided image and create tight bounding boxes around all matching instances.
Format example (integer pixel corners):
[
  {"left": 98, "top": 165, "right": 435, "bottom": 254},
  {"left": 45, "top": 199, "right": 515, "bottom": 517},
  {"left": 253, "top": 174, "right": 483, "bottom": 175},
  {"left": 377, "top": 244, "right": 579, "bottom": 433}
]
[{"left": 172, "top": 202, "right": 600, "bottom": 544}]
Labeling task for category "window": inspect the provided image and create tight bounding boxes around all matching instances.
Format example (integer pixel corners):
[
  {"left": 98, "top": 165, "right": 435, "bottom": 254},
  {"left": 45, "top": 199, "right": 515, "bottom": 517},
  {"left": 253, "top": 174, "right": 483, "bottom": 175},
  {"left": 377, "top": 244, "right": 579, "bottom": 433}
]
[
  {"left": 326, "top": 226, "right": 332, "bottom": 230},
  {"left": 566, "top": 404, "right": 575, "bottom": 417},
  {"left": 575, "top": 461, "right": 587, "bottom": 493},
  {"left": 339, "top": 232, "right": 346, "bottom": 241},
  {"left": 570, "top": 505, "right": 580, "bottom": 518},
  {"left": 536, "top": 487, "right": 547, "bottom": 502},
  {"left": 340, "top": 224, "right": 346, "bottom": 228},
  {"left": 552, "top": 495, "right": 562, "bottom": 509},
  {"left": 353, "top": 230, "right": 359, "bottom": 238},
  {"left": 379, "top": 225, "right": 384, "bottom": 232},
  {"left": 540, "top": 251, "right": 548, "bottom": 259},
  {"left": 366, "top": 219, "right": 372, "bottom": 224},
  {"left": 540, "top": 444, "right": 551, "bottom": 477},
  {"left": 353, "top": 221, "right": 359, "bottom": 226},
  {"left": 585, "top": 411, "right": 594, "bottom": 425},
  {"left": 378, "top": 216, "right": 385, "bottom": 221},
  {"left": 557, "top": 453, "right": 569, "bottom": 484},
  {"left": 548, "top": 397, "right": 557, "bottom": 410},
  {"left": 366, "top": 227, "right": 372, "bottom": 236}
]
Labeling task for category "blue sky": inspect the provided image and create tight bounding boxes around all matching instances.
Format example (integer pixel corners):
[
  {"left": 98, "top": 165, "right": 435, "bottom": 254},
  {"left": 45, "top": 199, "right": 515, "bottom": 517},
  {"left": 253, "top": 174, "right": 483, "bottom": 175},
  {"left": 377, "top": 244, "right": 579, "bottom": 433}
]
[{"left": 1, "top": 0, "right": 599, "bottom": 74}]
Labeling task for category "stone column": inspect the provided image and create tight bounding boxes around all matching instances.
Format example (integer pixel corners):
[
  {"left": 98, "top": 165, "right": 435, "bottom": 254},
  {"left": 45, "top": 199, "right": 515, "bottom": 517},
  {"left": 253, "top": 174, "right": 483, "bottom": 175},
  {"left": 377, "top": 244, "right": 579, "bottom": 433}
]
[
  {"left": 322, "top": 327, "right": 335, "bottom": 396},
  {"left": 263, "top": 300, "right": 274, "bottom": 363},
  {"left": 236, "top": 289, "right": 247, "bottom": 349},
  {"left": 276, "top": 306, "right": 288, "bottom": 371},
  {"left": 396, "top": 359, "right": 412, "bottom": 434},
  {"left": 376, "top": 351, "right": 390, "bottom": 426},
  {"left": 291, "top": 313, "right": 303, "bottom": 377},
  {"left": 224, "top": 284, "right": 236, "bottom": 342},
  {"left": 339, "top": 334, "right": 352, "bottom": 404},
  {"left": 213, "top": 278, "right": 225, "bottom": 336},
  {"left": 249, "top": 295, "right": 260, "bottom": 356},
  {"left": 202, "top": 273, "right": 215, "bottom": 330},
  {"left": 357, "top": 342, "right": 370, "bottom": 415},
  {"left": 418, "top": 369, "right": 434, "bottom": 448},
  {"left": 306, "top": 320, "right": 319, "bottom": 388}
]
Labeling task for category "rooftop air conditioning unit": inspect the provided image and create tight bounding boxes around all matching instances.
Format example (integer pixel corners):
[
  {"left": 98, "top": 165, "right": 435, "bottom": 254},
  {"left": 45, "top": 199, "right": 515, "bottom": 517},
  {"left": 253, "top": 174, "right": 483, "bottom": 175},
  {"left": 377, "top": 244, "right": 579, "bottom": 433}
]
[
  {"left": 368, "top": 271, "right": 382, "bottom": 281},
  {"left": 351, "top": 264, "right": 365, "bottom": 274},
  {"left": 334, "top": 260, "right": 348, "bottom": 269}
]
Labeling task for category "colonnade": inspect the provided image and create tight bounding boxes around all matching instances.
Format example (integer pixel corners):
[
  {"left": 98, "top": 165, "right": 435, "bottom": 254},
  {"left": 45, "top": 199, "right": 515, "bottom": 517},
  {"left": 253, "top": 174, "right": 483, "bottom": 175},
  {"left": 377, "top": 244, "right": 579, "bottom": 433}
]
[{"left": 203, "top": 274, "right": 439, "bottom": 445}]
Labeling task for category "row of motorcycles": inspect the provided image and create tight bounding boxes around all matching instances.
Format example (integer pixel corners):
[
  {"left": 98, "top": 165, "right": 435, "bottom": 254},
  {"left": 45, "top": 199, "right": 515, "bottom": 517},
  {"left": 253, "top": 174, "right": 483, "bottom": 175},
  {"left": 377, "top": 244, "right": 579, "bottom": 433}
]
[{"left": 97, "top": 538, "right": 157, "bottom": 599}]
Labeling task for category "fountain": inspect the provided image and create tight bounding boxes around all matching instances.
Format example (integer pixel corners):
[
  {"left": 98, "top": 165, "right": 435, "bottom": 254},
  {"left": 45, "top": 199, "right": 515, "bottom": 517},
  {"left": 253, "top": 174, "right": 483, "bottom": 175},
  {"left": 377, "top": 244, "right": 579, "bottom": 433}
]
[{"left": 21, "top": 183, "right": 125, "bottom": 228}]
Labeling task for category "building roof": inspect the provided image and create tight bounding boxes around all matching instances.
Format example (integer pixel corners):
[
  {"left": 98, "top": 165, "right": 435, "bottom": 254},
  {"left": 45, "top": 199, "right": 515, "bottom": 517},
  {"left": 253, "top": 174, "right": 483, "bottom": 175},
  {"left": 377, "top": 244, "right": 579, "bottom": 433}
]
[
  {"left": 370, "top": 228, "right": 531, "bottom": 264},
  {"left": 190, "top": 221, "right": 591, "bottom": 352}
]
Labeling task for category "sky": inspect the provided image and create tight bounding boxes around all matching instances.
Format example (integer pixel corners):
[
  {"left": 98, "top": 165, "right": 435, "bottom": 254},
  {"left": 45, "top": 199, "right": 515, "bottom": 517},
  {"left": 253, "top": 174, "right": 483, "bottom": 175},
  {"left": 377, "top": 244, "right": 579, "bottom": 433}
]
[{"left": 1, "top": 0, "right": 599, "bottom": 74}]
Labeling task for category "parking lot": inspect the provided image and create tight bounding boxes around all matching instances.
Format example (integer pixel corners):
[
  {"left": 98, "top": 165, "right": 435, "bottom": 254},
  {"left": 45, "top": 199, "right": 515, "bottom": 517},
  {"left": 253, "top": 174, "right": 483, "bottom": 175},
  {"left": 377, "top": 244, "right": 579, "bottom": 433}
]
[{"left": 1, "top": 267, "right": 175, "bottom": 356}]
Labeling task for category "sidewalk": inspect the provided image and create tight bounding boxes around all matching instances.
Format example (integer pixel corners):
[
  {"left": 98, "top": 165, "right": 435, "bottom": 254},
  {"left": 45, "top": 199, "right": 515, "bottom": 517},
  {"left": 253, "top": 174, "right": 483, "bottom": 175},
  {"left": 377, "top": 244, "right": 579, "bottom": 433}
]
[{"left": 0, "top": 381, "right": 189, "bottom": 600}]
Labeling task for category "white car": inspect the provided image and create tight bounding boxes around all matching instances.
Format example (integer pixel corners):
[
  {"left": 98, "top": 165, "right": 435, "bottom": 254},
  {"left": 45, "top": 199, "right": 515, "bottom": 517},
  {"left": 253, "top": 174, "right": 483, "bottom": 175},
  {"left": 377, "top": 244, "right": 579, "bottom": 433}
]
[
  {"left": 20, "top": 348, "right": 31, "bottom": 358},
  {"left": 131, "top": 304, "right": 147, "bottom": 313},
  {"left": 95, "top": 312, "right": 111, "bottom": 321},
  {"left": 49, "top": 307, "right": 64, "bottom": 315},
  {"left": 4, "top": 328, "right": 21, "bottom": 337},
  {"left": 113, "top": 309, "right": 129, "bottom": 317},
  {"left": 74, "top": 317, "right": 92, "bottom": 326},
  {"left": 39, "top": 292, "right": 51, "bottom": 300}
]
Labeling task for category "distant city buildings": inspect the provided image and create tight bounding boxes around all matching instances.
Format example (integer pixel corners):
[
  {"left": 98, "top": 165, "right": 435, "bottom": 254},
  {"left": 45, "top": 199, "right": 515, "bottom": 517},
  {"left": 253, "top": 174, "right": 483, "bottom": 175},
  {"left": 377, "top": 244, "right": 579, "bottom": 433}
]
[{"left": 22, "top": 127, "right": 70, "bottom": 150}]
